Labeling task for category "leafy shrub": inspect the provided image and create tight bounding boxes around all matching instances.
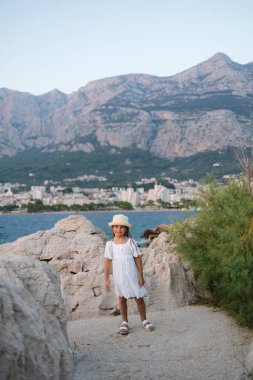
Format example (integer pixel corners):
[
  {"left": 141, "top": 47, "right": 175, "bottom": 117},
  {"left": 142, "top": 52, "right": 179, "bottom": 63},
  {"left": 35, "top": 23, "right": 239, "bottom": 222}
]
[{"left": 172, "top": 179, "right": 253, "bottom": 326}]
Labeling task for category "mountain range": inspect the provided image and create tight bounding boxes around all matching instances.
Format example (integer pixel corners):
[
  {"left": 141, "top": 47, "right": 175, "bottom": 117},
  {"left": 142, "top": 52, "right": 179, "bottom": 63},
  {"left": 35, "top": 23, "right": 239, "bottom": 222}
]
[{"left": 0, "top": 52, "right": 253, "bottom": 185}]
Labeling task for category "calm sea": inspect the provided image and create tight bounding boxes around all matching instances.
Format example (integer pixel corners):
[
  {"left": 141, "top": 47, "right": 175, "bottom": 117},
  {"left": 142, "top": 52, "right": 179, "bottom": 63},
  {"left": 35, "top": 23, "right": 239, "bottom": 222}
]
[{"left": 0, "top": 210, "right": 195, "bottom": 244}]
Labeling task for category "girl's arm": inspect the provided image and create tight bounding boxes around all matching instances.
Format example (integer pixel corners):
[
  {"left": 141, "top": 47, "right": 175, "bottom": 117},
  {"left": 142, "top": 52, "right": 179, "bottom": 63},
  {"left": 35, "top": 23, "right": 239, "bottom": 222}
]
[
  {"left": 104, "top": 258, "right": 112, "bottom": 291},
  {"left": 134, "top": 256, "right": 145, "bottom": 286}
]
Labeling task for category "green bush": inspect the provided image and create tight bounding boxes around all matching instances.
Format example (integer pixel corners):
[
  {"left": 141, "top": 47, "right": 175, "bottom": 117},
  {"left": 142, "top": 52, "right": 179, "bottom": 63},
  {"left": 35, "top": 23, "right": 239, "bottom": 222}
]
[
  {"left": 0, "top": 204, "right": 19, "bottom": 212},
  {"left": 172, "top": 179, "right": 253, "bottom": 326}
]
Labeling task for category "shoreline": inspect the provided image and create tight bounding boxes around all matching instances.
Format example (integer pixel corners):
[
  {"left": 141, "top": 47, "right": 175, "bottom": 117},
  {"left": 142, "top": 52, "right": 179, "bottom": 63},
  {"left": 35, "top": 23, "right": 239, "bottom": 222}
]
[{"left": 0, "top": 208, "right": 194, "bottom": 216}]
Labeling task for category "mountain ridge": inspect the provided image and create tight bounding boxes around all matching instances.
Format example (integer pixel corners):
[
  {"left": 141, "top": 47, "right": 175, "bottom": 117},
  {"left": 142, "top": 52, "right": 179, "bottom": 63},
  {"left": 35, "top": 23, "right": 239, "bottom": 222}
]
[{"left": 0, "top": 52, "right": 253, "bottom": 170}]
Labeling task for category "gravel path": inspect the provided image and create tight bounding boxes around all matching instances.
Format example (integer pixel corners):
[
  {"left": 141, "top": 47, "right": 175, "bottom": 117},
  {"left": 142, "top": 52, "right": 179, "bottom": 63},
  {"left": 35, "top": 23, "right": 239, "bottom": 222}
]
[{"left": 68, "top": 305, "right": 252, "bottom": 380}]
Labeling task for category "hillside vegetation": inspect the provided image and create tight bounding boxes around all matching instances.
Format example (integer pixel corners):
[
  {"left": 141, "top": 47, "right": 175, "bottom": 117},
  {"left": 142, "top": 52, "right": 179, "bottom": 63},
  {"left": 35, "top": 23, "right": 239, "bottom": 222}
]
[{"left": 0, "top": 147, "right": 241, "bottom": 187}]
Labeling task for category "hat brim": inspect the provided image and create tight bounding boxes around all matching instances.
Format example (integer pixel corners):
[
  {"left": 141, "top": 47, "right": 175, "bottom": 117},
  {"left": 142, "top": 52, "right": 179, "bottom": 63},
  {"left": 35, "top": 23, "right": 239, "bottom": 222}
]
[{"left": 108, "top": 222, "right": 132, "bottom": 228}]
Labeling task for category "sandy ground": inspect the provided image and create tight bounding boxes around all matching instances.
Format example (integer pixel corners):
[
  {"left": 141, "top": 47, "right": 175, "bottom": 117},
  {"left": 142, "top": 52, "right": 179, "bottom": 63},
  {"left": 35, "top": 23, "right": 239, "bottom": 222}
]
[{"left": 67, "top": 305, "right": 253, "bottom": 380}]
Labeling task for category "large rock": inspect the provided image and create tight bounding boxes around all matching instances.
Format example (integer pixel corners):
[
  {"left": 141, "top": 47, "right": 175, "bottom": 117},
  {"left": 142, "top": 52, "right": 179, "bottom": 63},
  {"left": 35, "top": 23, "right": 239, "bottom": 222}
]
[
  {"left": 0, "top": 255, "right": 68, "bottom": 334},
  {"left": 141, "top": 232, "right": 195, "bottom": 310},
  {"left": 0, "top": 215, "right": 109, "bottom": 320},
  {"left": 0, "top": 216, "right": 196, "bottom": 320},
  {"left": 0, "top": 256, "right": 73, "bottom": 380}
]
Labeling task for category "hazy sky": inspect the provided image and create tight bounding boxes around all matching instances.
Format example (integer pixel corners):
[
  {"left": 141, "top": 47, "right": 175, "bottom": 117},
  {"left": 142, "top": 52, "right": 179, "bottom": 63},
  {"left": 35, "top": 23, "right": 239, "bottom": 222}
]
[{"left": 1, "top": 0, "right": 252, "bottom": 95}]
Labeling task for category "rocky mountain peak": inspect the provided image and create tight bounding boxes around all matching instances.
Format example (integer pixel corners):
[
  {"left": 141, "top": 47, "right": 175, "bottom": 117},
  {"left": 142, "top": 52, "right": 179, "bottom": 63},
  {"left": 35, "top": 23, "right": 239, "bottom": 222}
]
[
  {"left": 0, "top": 52, "right": 253, "bottom": 160},
  {"left": 208, "top": 52, "right": 233, "bottom": 65},
  {"left": 172, "top": 52, "right": 253, "bottom": 97},
  {"left": 38, "top": 88, "right": 67, "bottom": 98}
]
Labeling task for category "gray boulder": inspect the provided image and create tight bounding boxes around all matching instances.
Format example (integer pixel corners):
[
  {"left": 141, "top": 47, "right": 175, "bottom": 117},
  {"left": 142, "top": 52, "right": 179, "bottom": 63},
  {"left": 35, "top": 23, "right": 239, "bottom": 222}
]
[
  {"left": 0, "top": 215, "right": 109, "bottom": 320},
  {"left": 0, "top": 256, "right": 72, "bottom": 380},
  {"left": 141, "top": 232, "right": 195, "bottom": 310}
]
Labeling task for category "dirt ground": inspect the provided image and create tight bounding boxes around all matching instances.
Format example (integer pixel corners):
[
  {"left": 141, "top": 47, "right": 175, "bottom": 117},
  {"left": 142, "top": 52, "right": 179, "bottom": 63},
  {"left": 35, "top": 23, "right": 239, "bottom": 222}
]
[{"left": 67, "top": 305, "right": 253, "bottom": 380}]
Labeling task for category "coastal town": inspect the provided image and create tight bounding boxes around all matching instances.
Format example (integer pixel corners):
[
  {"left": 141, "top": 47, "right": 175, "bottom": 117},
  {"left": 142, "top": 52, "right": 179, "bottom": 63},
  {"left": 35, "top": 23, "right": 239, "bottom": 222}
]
[{"left": 0, "top": 176, "right": 200, "bottom": 212}]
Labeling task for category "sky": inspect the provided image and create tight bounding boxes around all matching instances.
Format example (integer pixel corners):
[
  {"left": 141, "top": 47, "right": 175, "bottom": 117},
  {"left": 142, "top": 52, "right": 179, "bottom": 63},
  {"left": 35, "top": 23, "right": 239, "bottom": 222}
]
[{"left": 0, "top": 0, "right": 253, "bottom": 95}]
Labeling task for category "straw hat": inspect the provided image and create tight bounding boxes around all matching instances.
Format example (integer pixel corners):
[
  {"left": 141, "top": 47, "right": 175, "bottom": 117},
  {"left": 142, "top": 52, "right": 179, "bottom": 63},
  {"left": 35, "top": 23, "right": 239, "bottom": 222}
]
[{"left": 108, "top": 214, "right": 132, "bottom": 228}]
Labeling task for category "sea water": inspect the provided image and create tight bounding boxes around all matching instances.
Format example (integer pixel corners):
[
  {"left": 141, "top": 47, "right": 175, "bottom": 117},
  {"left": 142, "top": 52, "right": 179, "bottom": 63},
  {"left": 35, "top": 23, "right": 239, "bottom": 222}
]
[{"left": 0, "top": 210, "right": 195, "bottom": 244}]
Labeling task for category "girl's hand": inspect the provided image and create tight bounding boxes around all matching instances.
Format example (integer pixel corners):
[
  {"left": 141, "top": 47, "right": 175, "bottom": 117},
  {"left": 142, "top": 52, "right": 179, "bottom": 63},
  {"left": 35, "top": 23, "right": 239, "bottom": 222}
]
[
  {"left": 105, "top": 279, "right": 111, "bottom": 292},
  {"left": 138, "top": 276, "right": 145, "bottom": 287}
]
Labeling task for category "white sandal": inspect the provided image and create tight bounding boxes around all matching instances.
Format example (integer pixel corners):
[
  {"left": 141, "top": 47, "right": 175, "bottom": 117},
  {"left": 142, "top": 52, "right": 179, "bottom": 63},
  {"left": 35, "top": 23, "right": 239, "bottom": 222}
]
[
  {"left": 119, "top": 321, "right": 129, "bottom": 335},
  {"left": 142, "top": 319, "right": 154, "bottom": 331}
]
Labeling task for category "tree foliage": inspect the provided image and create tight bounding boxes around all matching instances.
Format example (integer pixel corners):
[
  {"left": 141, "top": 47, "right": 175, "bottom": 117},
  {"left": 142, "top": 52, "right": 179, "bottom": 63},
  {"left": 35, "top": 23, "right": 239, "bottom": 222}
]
[
  {"left": 23, "top": 200, "right": 133, "bottom": 213},
  {"left": 172, "top": 179, "right": 253, "bottom": 326},
  {"left": 0, "top": 146, "right": 243, "bottom": 186}
]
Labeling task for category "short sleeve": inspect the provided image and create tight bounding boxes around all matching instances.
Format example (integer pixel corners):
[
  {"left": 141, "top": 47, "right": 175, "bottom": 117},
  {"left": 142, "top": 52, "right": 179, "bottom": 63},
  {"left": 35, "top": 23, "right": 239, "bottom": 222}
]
[
  {"left": 130, "top": 239, "right": 141, "bottom": 257},
  {"left": 104, "top": 241, "right": 113, "bottom": 259}
]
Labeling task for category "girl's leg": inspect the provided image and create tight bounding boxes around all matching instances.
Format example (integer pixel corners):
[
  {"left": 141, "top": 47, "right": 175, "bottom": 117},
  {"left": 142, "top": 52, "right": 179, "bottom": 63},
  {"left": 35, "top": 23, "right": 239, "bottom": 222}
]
[
  {"left": 135, "top": 297, "right": 146, "bottom": 322},
  {"left": 118, "top": 296, "right": 128, "bottom": 322}
]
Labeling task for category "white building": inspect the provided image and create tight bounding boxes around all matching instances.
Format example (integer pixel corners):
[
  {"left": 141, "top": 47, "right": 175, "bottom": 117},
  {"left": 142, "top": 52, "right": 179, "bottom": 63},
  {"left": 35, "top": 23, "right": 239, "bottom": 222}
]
[
  {"left": 31, "top": 186, "right": 46, "bottom": 200},
  {"left": 119, "top": 187, "right": 140, "bottom": 207},
  {"left": 147, "top": 185, "right": 171, "bottom": 203},
  {"left": 61, "top": 193, "right": 89, "bottom": 206}
]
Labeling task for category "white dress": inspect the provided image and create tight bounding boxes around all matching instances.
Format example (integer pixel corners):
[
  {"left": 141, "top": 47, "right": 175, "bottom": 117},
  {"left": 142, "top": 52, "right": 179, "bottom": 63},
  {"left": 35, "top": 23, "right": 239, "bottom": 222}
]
[{"left": 104, "top": 238, "right": 147, "bottom": 299}]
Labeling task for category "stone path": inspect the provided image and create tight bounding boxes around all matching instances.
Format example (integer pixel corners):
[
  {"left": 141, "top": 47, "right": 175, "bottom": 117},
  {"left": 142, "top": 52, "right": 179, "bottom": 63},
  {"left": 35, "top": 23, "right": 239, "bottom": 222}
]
[{"left": 68, "top": 305, "right": 253, "bottom": 380}]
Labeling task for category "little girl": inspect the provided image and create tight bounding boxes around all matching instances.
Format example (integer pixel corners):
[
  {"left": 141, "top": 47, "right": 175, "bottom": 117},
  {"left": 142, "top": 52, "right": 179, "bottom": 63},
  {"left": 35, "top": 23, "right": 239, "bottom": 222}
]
[{"left": 104, "top": 214, "right": 154, "bottom": 335}]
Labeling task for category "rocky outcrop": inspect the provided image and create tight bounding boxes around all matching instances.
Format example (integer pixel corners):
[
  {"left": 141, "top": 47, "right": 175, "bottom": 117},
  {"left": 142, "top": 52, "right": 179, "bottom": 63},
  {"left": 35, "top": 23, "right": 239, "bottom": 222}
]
[
  {"left": 1, "top": 53, "right": 253, "bottom": 159},
  {"left": 142, "top": 224, "right": 172, "bottom": 241},
  {"left": 141, "top": 232, "right": 195, "bottom": 310},
  {"left": 0, "top": 215, "right": 196, "bottom": 320},
  {"left": 0, "top": 256, "right": 73, "bottom": 380},
  {"left": 0, "top": 215, "right": 108, "bottom": 320}
]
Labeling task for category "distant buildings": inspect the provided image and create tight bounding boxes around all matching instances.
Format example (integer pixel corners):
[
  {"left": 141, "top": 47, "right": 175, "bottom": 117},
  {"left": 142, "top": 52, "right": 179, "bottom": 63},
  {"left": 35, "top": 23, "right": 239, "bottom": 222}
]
[{"left": 0, "top": 177, "right": 200, "bottom": 210}]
